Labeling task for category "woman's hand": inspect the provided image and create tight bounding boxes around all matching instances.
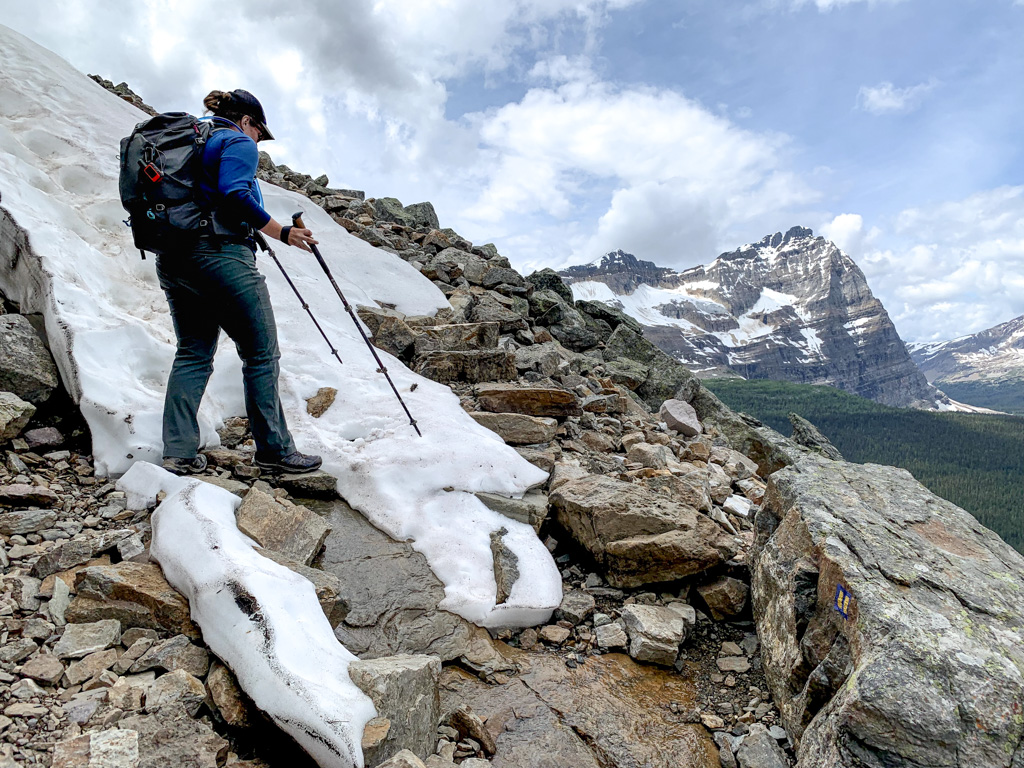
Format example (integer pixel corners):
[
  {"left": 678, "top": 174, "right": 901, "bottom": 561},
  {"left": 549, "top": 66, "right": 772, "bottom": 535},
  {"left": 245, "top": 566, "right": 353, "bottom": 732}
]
[
  {"left": 286, "top": 226, "right": 318, "bottom": 252},
  {"left": 261, "top": 220, "right": 319, "bottom": 252}
]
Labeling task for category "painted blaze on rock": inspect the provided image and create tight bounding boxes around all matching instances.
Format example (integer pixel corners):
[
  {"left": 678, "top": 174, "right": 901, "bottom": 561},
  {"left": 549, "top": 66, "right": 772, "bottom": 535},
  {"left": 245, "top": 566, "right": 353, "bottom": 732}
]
[{"left": 751, "top": 455, "right": 1024, "bottom": 768}]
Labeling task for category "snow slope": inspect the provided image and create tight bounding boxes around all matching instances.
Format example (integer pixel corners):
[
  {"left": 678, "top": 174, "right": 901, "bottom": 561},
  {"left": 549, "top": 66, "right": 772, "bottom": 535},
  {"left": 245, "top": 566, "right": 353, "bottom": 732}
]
[{"left": 0, "top": 22, "right": 558, "bottom": 646}]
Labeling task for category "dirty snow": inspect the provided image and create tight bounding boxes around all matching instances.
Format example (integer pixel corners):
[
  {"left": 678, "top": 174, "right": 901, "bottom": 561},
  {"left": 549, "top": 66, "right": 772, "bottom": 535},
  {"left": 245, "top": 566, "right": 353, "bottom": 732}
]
[{"left": 0, "top": 21, "right": 559, "bottom": 661}]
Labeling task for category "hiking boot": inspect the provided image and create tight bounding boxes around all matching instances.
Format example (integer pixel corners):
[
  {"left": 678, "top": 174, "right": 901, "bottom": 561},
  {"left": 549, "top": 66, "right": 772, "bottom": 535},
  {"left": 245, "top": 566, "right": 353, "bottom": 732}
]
[
  {"left": 162, "top": 454, "right": 208, "bottom": 475},
  {"left": 254, "top": 451, "right": 322, "bottom": 475}
]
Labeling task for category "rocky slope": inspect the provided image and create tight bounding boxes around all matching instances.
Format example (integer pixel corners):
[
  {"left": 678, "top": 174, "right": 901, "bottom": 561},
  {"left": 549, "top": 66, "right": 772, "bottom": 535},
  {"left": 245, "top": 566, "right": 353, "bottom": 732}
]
[
  {"left": 910, "top": 314, "right": 1024, "bottom": 411},
  {"left": 560, "top": 228, "right": 943, "bottom": 410},
  {"left": 1, "top": 67, "right": 1021, "bottom": 768}
]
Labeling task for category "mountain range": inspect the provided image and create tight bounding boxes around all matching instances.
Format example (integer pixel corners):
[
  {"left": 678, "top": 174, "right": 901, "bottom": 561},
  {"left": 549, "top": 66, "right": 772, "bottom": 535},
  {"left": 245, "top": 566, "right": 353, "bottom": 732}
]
[
  {"left": 909, "top": 314, "right": 1024, "bottom": 414},
  {"left": 560, "top": 226, "right": 950, "bottom": 409}
]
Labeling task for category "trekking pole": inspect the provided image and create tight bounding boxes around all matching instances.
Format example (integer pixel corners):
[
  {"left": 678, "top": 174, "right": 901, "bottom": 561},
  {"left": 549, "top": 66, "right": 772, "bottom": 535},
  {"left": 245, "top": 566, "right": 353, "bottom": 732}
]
[
  {"left": 292, "top": 212, "right": 422, "bottom": 437},
  {"left": 260, "top": 241, "right": 345, "bottom": 367}
]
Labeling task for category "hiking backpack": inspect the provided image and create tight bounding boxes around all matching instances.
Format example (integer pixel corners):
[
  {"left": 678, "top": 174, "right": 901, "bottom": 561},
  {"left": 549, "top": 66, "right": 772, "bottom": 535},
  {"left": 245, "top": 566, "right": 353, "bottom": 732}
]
[{"left": 118, "top": 112, "right": 218, "bottom": 257}]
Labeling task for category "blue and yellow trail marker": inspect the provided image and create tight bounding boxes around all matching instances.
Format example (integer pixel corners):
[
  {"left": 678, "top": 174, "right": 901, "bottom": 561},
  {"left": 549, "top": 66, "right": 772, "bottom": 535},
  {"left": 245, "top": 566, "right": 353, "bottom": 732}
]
[{"left": 834, "top": 584, "right": 852, "bottom": 619}]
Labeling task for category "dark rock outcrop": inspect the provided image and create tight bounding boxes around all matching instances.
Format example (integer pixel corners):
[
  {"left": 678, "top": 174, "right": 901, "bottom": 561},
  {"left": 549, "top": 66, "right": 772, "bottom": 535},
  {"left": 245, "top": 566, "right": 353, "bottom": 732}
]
[{"left": 751, "top": 455, "right": 1024, "bottom": 767}]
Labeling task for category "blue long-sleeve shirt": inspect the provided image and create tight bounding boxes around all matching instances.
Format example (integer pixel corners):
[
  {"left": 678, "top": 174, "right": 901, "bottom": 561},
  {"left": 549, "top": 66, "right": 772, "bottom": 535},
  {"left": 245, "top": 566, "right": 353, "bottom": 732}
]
[{"left": 198, "top": 117, "right": 271, "bottom": 232}]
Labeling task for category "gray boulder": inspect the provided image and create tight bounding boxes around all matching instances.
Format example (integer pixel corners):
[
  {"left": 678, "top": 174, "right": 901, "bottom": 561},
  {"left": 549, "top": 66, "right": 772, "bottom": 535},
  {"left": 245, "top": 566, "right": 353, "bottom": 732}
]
[
  {"left": 752, "top": 454, "right": 1024, "bottom": 768},
  {"left": 603, "top": 325, "right": 698, "bottom": 409},
  {"left": 550, "top": 475, "right": 740, "bottom": 588},
  {"left": 349, "top": 654, "right": 441, "bottom": 766},
  {"left": 620, "top": 605, "right": 687, "bottom": 666},
  {"left": 0, "top": 391, "right": 35, "bottom": 440},
  {"left": 0, "top": 314, "right": 59, "bottom": 403}
]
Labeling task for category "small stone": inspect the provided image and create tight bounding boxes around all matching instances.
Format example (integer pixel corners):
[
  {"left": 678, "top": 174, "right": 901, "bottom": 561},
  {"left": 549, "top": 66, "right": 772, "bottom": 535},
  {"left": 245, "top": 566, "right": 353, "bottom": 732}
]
[
  {"left": 0, "top": 638, "right": 37, "bottom": 664},
  {"left": 595, "top": 622, "right": 628, "bottom": 650},
  {"left": 3, "top": 702, "right": 48, "bottom": 718},
  {"left": 206, "top": 661, "right": 253, "bottom": 728},
  {"left": 51, "top": 728, "right": 140, "bottom": 768},
  {"left": 717, "top": 657, "right": 751, "bottom": 674},
  {"left": 121, "top": 627, "right": 159, "bottom": 647},
  {"left": 448, "top": 704, "right": 497, "bottom": 756},
  {"left": 721, "top": 641, "right": 744, "bottom": 656},
  {"left": 235, "top": 488, "right": 331, "bottom": 565},
  {"left": 700, "top": 713, "right": 725, "bottom": 730},
  {"left": 697, "top": 578, "right": 750, "bottom": 621},
  {"left": 53, "top": 619, "right": 121, "bottom": 659},
  {"left": 0, "top": 509, "right": 58, "bottom": 535},
  {"left": 539, "top": 625, "right": 571, "bottom": 644},
  {"left": 556, "top": 590, "right": 596, "bottom": 626}
]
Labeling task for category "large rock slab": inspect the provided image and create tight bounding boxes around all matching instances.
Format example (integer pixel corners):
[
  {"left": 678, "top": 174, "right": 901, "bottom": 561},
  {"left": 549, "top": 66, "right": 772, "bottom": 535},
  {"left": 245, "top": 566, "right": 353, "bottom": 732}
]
[
  {"left": 119, "top": 704, "right": 229, "bottom": 768},
  {"left": 414, "top": 350, "right": 516, "bottom": 384},
  {"left": 440, "top": 653, "right": 719, "bottom": 768},
  {"left": 469, "top": 412, "right": 558, "bottom": 445},
  {"left": 475, "top": 384, "right": 581, "bottom": 419},
  {"left": 348, "top": 654, "right": 441, "bottom": 766},
  {"left": 313, "top": 499, "right": 512, "bottom": 675},
  {"left": 412, "top": 323, "right": 499, "bottom": 355},
  {"left": 51, "top": 729, "right": 139, "bottom": 768},
  {"left": 235, "top": 487, "right": 330, "bottom": 565},
  {"left": 752, "top": 455, "right": 1024, "bottom": 768},
  {"left": 66, "top": 561, "right": 200, "bottom": 639},
  {"left": 550, "top": 475, "right": 740, "bottom": 588},
  {"left": 0, "top": 314, "right": 60, "bottom": 403},
  {"left": 53, "top": 619, "right": 121, "bottom": 659}
]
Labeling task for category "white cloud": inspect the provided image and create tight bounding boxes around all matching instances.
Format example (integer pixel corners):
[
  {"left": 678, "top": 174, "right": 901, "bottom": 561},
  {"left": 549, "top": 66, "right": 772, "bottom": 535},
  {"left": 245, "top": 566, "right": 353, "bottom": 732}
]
[
  {"left": 857, "top": 187, "right": 1024, "bottom": 342},
  {"left": 758, "top": 0, "right": 908, "bottom": 11},
  {"left": 463, "top": 65, "right": 819, "bottom": 266},
  {"left": 857, "top": 80, "right": 938, "bottom": 114}
]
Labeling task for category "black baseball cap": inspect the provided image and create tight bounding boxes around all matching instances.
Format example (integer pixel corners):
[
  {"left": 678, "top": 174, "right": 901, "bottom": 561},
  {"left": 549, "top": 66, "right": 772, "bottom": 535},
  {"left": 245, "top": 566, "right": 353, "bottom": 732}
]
[{"left": 230, "top": 89, "right": 275, "bottom": 141}]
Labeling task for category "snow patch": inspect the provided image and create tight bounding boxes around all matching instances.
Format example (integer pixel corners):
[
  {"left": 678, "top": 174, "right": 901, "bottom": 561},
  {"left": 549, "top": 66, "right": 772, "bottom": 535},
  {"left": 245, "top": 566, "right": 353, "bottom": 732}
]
[
  {"left": 0, "top": 24, "right": 560, "bottom": 637},
  {"left": 117, "top": 462, "right": 375, "bottom": 768}
]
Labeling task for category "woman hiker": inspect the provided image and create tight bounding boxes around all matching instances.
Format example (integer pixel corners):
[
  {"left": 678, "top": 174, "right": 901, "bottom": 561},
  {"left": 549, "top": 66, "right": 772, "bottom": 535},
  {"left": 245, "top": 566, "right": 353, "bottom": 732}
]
[{"left": 158, "top": 89, "right": 322, "bottom": 476}]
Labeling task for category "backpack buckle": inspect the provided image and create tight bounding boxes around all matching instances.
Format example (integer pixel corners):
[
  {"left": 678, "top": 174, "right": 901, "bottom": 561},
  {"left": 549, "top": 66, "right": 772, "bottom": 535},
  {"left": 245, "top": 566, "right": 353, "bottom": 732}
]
[{"left": 142, "top": 163, "right": 162, "bottom": 182}]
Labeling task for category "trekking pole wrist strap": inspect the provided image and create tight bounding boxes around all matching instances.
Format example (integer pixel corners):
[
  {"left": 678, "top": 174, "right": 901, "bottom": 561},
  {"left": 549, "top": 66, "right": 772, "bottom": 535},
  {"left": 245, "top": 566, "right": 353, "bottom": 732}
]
[{"left": 280, "top": 225, "right": 292, "bottom": 245}]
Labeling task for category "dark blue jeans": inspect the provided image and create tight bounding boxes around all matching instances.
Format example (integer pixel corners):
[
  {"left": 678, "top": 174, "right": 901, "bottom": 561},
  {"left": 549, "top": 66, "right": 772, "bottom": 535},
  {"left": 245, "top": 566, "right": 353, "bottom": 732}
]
[{"left": 156, "top": 240, "right": 296, "bottom": 460}]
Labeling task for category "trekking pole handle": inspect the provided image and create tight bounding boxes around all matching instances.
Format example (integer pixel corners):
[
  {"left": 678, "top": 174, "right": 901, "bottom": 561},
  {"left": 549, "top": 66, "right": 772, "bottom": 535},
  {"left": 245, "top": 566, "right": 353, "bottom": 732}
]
[{"left": 292, "top": 212, "right": 306, "bottom": 229}]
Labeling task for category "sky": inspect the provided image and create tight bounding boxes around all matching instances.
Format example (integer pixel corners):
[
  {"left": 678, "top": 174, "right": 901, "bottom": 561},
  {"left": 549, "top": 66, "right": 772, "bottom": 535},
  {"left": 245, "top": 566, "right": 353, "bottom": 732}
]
[{"left": 1, "top": 0, "right": 1022, "bottom": 342}]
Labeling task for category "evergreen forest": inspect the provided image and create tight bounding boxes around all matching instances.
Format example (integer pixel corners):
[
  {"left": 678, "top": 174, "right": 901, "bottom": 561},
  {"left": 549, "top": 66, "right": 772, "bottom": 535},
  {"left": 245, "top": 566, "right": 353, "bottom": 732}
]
[{"left": 704, "top": 379, "right": 1024, "bottom": 553}]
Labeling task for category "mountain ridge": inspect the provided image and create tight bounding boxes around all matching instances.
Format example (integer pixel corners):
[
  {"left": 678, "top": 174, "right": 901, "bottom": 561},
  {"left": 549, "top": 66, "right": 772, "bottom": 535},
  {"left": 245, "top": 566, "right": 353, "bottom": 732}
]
[{"left": 559, "top": 227, "right": 947, "bottom": 410}]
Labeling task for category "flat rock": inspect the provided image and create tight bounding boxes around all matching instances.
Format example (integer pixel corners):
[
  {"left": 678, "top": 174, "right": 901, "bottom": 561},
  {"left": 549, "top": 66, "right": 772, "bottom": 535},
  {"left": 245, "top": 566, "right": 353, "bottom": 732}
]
[
  {"left": 197, "top": 475, "right": 250, "bottom": 497},
  {"left": 475, "top": 490, "right": 549, "bottom": 532},
  {"left": 20, "top": 653, "right": 65, "bottom": 685},
  {"left": 412, "top": 323, "right": 499, "bottom": 355},
  {"left": 752, "top": 455, "right": 1024, "bottom": 768},
  {"left": 415, "top": 350, "right": 516, "bottom": 384},
  {"left": 469, "top": 412, "right": 558, "bottom": 445},
  {"left": 348, "top": 654, "right": 441, "bottom": 766},
  {"left": 375, "top": 750, "right": 427, "bottom": 768},
  {"left": 620, "top": 605, "right": 687, "bottom": 666},
  {"left": 0, "top": 483, "right": 59, "bottom": 507},
  {"left": 313, "top": 499, "right": 509, "bottom": 674},
  {"left": 130, "top": 634, "right": 209, "bottom": 677},
  {"left": 659, "top": 399, "right": 702, "bottom": 437},
  {"left": 32, "top": 531, "right": 134, "bottom": 579},
  {"left": 120, "top": 703, "right": 229, "bottom": 767},
  {"left": 66, "top": 561, "right": 200, "bottom": 639},
  {"left": 51, "top": 728, "right": 139, "bottom": 768},
  {"left": 276, "top": 471, "right": 340, "bottom": 499},
  {"left": 475, "top": 384, "right": 581, "bottom": 419},
  {"left": 439, "top": 654, "right": 718, "bottom": 768},
  {"left": 53, "top": 619, "right": 121, "bottom": 659},
  {"left": 594, "top": 622, "right": 628, "bottom": 650},
  {"left": 64, "top": 648, "right": 118, "bottom": 686},
  {"left": 236, "top": 487, "right": 331, "bottom": 565},
  {"left": 555, "top": 591, "right": 595, "bottom": 626},
  {"left": 550, "top": 475, "right": 740, "bottom": 588},
  {"left": 22, "top": 426, "right": 64, "bottom": 449}
]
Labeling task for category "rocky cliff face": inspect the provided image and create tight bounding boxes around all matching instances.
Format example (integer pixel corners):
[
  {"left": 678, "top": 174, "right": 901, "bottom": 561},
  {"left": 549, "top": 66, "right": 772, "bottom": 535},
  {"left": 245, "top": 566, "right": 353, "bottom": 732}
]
[{"left": 560, "top": 227, "right": 943, "bottom": 409}]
